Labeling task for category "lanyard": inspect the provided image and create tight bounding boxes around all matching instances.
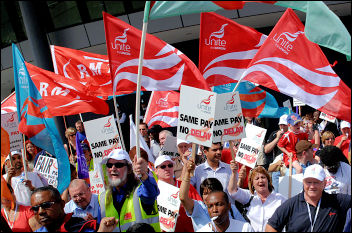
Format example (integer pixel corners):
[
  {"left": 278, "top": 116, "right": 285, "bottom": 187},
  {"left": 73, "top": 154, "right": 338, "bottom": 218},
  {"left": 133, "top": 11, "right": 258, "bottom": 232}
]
[
  {"left": 306, "top": 199, "right": 321, "bottom": 232},
  {"left": 3, "top": 203, "right": 18, "bottom": 229}
]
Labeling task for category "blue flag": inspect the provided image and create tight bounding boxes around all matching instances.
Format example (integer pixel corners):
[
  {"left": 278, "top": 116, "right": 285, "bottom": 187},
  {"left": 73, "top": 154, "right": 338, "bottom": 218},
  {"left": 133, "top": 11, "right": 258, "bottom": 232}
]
[
  {"left": 75, "top": 132, "right": 89, "bottom": 180},
  {"left": 213, "top": 82, "right": 290, "bottom": 118},
  {"left": 12, "top": 44, "right": 70, "bottom": 193}
]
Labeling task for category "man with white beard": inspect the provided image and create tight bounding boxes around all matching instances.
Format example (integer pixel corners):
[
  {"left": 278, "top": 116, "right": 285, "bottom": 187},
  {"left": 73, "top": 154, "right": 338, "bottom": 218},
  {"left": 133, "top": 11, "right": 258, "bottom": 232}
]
[{"left": 98, "top": 149, "right": 161, "bottom": 232}]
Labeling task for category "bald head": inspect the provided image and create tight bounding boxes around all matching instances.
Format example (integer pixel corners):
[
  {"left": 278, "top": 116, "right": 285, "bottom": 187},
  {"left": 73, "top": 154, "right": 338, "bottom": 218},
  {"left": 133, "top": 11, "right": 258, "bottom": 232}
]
[{"left": 68, "top": 179, "right": 92, "bottom": 209}]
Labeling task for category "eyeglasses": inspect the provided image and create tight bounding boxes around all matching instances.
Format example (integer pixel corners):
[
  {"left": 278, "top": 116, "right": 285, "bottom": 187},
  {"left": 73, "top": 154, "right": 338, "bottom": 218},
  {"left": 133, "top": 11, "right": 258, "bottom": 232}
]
[
  {"left": 106, "top": 162, "right": 127, "bottom": 169},
  {"left": 31, "top": 201, "right": 57, "bottom": 212},
  {"left": 159, "top": 164, "right": 173, "bottom": 169},
  {"left": 72, "top": 191, "right": 87, "bottom": 199}
]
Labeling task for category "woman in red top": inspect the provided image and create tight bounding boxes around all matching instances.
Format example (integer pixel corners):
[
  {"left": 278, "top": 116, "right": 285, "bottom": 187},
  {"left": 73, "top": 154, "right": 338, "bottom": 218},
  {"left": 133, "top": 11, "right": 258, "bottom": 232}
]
[{"left": 1, "top": 178, "right": 41, "bottom": 232}]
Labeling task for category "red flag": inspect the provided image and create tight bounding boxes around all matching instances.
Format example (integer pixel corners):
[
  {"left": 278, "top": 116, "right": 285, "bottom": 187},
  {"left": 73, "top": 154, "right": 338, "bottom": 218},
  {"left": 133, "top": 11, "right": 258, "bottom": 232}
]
[
  {"left": 1, "top": 92, "right": 17, "bottom": 114},
  {"left": 199, "top": 12, "right": 267, "bottom": 87},
  {"left": 25, "top": 62, "right": 109, "bottom": 116},
  {"left": 103, "top": 12, "right": 210, "bottom": 93},
  {"left": 51, "top": 45, "right": 120, "bottom": 99},
  {"left": 242, "top": 8, "right": 351, "bottom": 122},
  {"left": 144, "top": 91, "right": 180, "bottom": 128}
]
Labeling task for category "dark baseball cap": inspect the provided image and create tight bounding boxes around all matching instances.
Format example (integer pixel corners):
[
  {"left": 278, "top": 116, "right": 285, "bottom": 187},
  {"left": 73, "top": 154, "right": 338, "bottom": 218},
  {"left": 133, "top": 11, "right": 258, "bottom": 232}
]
[{"left": 147, "top": 124, "right": 163, "bottom": 134}]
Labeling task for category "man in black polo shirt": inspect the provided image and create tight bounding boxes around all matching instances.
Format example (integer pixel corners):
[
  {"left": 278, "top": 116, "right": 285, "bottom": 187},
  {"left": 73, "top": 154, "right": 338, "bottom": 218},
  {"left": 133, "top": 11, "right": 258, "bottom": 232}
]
[{"left": 265, "top": 164, "right": 351, "bottom": 232}]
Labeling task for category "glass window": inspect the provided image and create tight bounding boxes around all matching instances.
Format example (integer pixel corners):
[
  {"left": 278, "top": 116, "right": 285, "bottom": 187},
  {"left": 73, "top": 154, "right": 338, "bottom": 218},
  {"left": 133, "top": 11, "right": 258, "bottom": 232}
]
[
  {"left": 104, "top": 1, "right": 125, "bottom": 16},
  {"left": 85, "top": 1, "right": 105, "bottom": 21},
  {"left": 47, "top": 1, "right": 82, "bottom": 29},
  {"left": 131, "top": 1, "right": 145, "bottom": 11}
]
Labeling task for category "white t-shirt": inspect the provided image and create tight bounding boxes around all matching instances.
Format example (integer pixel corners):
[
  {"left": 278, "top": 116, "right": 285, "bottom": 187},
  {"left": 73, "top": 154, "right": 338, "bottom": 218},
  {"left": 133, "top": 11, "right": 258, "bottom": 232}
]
[
  {"left": 197, "top": 218, "right": 253, "bottom": 232},
  {"left": 3, "top": 172, "right": 47, "bottom": 206},
  {"left": 324, "top": 161, "right": 351, "bottom": 195}
]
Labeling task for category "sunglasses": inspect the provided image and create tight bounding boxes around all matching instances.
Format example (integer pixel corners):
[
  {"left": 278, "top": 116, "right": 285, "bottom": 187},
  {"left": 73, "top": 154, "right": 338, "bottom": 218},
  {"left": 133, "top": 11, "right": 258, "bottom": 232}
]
[
  {"left": 31, "top": 201, "right": 57, "bottom": 212},
  {"left": 159, "top": 164, "right": 173, "bottom": 169},
  {"left": 106, "top": 162, "right": 127, "bottom": 169},
  {"left": 325, "top": 138, "right": 334, "bottom": 141},
  {"left": 69, "top": 134, "right": 76, "bottom": 137}
]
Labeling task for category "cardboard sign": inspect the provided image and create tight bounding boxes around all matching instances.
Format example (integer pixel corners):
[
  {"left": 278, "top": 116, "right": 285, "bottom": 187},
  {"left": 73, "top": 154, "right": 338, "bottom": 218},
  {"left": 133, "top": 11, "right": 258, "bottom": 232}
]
[
  {"left": 157, "top": 181, "right": 181, "bottom": 232},
  {"left": 283, "top": 100, "right": 292, "bottom": 110},
  {"left": 1, "top": 112, "right": 23, "bottom": 151},
  {"left": 278, "top": 174, "right": 303, "bottom": 199},
  {"left": 235, "top": 138, "right": 261, "bottom": 168},
  {"left": 293, "top": 98, "right": 305, "bottom": 106},
  {"left": 34, "top": 155, "right": 58, "bottom": 187},
  {"left": 319, "top": 112, "right": 336, "bottom": 123},
  {"left": 245, "top": 124, "right": 267, "bottom": 145},
  {"left": 160, "top": 135, "right": 179, "bottom": 158},
  {"left": 177, "top": 85, "right": 245, "bottom": 147},
  {"left": 89, "top": 162, "right": 105, "bottom": 195},
  {"left": 84, "top": 115, "right": 122, "bottom": 164}
]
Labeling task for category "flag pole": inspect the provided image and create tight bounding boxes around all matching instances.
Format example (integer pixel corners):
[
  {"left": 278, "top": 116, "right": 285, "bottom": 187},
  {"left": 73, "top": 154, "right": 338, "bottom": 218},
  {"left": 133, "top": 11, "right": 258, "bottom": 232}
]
[
  {"left": 135, "top": 1, "right": 151, "bottom": 160},
  {"left": 112, "top": 97, "right": 126, "bottom": 151},
  {"left": 21, "top": 135, "right": 28, "bottom": 180}
]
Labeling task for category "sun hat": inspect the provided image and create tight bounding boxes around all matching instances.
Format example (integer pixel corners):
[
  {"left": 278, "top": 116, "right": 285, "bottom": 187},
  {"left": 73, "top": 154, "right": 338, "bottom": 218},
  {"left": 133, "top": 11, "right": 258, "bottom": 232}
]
[
  {"left": 303, "top": 164, "right": 325, "bottom": 181},
  {"left": 278, "top": 114, "right": 288, "bottom": 125},
  {"left": 101, "top": 149, "right": 132, "bottom": 165},
  {"left": 154, "top": 155, "right": 174, "bottom": 168}
]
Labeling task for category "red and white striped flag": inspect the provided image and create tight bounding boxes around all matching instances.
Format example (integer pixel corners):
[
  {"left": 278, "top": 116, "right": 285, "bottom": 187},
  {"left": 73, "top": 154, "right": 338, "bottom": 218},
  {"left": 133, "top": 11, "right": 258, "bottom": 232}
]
[
  {"left": 199, "top": 12, "right": 267, "bottom": 87},
  {"left": 103, "top": 12, "right": 210, "bottom": 94},
  {"left": 1, "top": 92, "right": 17, "bottom": 114},
  {"left": 242, "top": 8, "right": 351, "bottom": 122},
  {"left": 144, "top": 91, "right": 180, "bottom": 128}
]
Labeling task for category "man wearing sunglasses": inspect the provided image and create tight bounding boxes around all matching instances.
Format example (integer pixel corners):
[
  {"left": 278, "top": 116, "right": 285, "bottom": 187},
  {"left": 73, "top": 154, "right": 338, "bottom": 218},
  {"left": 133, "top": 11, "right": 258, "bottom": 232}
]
[
  {"left": 99, "top": 149, "right": 161, "bottom": 232},
  {"left": 30, "top": 186, "right": 117, "bottom": 232},
  {"left": 154, "top": 155, "right": 202, "bottom": 232}
]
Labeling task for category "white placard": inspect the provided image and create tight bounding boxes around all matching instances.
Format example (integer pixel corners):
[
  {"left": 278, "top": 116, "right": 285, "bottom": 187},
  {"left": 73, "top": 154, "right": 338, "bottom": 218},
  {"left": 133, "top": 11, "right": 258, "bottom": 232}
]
[
  {"left": 84, "top": 115, "right": 122, "bottom": 164},
  {"left": 88, "top": 162, "right": 105, "bottom": 195},
  {"left": 293, "top": 98, "right": 305, "bottom": 107},
  {"left": 319, "top": 112, "right": 336, "bottom": 123},
  {"left": 235, "top": 138, "right": 261, "bottom": 168},
  {"left": 1, "top": 112, "right": 23, "bottom": 151},
  {"left": 160, "top": 135, "right": 179, "bottom": 158},
  {"left": 34, "top": 155, "right": 58, "bottom": 187},
  {"left": 157, "top": 181, "right": 181, "bottom": 232},
  {"left": 283, "top": 100, "right": 292, "bottom": 110},
  {"left": 177, "top": 85, "right": 245, "bottom": 147},
  {"left": 244, "top": 124, "right": 267, "bottom": 145},
  {"left": 278, "top": 174, "right": 303, "bottom": 199}
]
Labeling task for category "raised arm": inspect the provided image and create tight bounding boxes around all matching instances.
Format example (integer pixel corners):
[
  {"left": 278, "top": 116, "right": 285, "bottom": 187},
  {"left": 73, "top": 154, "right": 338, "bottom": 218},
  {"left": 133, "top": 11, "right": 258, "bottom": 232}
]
[
  {"left": 179, "top": 158, "right": 196, "bottom": 215},
  {"left": 264, "top": 130, "right": 284, "bottom": 154},
  {"left": 227, "top": 160, "right": 239, "bottom": 195}
]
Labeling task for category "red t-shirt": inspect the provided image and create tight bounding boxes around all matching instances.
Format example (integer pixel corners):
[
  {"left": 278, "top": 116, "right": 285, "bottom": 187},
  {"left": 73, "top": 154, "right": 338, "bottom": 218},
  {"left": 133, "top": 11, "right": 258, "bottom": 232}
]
[
  {"left": 277, "top": 131, "right": 308, "bottom": 167},
  {"left": 175, "top": 179, "right": 202, "bottom": 232},
  {"left": 1, "top": 205, "right": 34, "bottom": 232},
  {"left": 334, "top": 135, "right": 351, "bottom": 160},
  {"left": 221, "top": 149, "right": 251, "bottom": 188}
]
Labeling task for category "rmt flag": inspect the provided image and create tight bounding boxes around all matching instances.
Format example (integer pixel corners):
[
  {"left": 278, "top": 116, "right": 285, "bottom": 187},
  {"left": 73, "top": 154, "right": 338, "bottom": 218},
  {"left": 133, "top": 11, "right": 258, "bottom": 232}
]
[
  {"left": 103, "top": 12, "right": 210, "bottom": 94},
  {"left": 242, "top": 8, "right": 351, "bottom": 122}
]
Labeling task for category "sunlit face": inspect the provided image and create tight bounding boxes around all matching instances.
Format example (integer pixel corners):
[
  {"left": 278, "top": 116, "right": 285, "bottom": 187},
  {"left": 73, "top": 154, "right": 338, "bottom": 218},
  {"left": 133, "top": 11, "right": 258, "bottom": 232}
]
[
  {"left": 106, "top": 159, "right": 128, "bottom": 187},
  {"left": 139, "top": 124, "right": 148, "bottom": 137},
  {"left": 69, "top": 182, "right": 92, "bottom": 209},
  {"left": 26, "top": 143, "right": 36, "bottom": 155},
  {"left": 253, "top": 172, "right": 269, "bottom": 193},
  {"left": 155, "top": 161, "right": 174, "bottom": 182},
  {"left": 289, "top": 122, "right": 301, "bottom": 133},
  {"left": 178, "top": 142, "right": 191, "bottom": 155},
  {"left": 75, "top": 123, "right": 84, "bottom": 133},
  {"left": 11, "top": 153, "right": 23, "bottom": 170},
  {"left": 324, "top": 136, "right": 335, "bottom": 146},
  {"left": 341, "top": 127, "right": 351, "bottom": 136},
  {"left": 279, "top": 124, "right": 289, "bottom": 132},
  {"left": 159, "top": 133, "right": 168, "bottom": 147},
  {"left": 303, "top": 178, "right": 325, "bottom": 199},
  {"left": 204, "top": 143, "right": 223, "bottom": 164}
]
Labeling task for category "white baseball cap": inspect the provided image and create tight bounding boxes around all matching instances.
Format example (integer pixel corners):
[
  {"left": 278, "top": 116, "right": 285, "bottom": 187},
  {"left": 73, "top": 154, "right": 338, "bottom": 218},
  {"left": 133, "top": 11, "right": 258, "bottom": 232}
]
[
  {"left": 340, "top": 121, "right": 351, "bottom": 129},
  {"left": 101, "top": 149, "right": 132, "bottom": 165},
  {"left": 154, "top": 155, "right": 174, "bottom": 168},
  {"left": 303, "top": 164, "right": 326, "bottom": 182},
  {"left": 177, "top": 138, "right": 190, "bottom": 146},
  {"left": 11, "top": 151, "right": 22, "bottom": 156},
  {"left": 278, "top": 114, "right": 288, "bottom": 125}
]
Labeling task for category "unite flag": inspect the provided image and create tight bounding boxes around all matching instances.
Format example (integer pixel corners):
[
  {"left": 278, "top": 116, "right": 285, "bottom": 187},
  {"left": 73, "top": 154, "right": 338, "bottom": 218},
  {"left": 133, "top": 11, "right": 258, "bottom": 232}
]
[
  {"left": 103, "top": 12, "right": 210, "bottom": 94},
  {"left": 144, "top": 91, "right": 180, "bottom": 128},
  {"left": 241, "top": 8, "right": 351, "bottom": 122},
  {"left": 12, "top": 44, "right": 70, "bottom": 193}
]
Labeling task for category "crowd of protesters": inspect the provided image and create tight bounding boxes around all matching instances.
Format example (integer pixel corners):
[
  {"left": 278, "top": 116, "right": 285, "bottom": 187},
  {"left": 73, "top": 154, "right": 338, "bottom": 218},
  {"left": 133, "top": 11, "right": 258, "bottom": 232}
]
[{"left": 1, "top": 108, "right": 351, "bottom": 232}]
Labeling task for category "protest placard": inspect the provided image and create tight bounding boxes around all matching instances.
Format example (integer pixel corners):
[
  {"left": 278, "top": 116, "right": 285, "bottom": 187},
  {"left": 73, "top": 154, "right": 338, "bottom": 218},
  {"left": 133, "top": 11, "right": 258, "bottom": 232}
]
[
  {"left": 293, "top": 98, "right": 305, "bottom": 106},
  {"left": 177, "top": 85, "right": 245, "bottom": 147},
  {"left": 283, "top": 99, "right": 292, "bottom": 110},
  {"left": 278, "top": 173, "right": 303, "bottom": 199},
  {"left": 1, "top": 112, "right": 23, "bottom": 151},
  {"left": 160, "top": 135, "right": 179, "bottom": 158},
  {"left": 157, "top": 180, "right": 181, "bottom": 232},
  {"left": 84, "top": 115, "right": 122, "bottom": 164},
  {"left": 88, "top": 162, "right": 105, "bottom": 195},
  {"left": 244, "top": 124, "right": 267, "bottom": 145},
  {"left": 235, "top": 138, "right": 261, "bottom": 168},
  {"left": 34, "top": 155, "right": 58, "bottom": 187},
  {"left": 319, "top": 112, "right": 336, "bottom": 123}
]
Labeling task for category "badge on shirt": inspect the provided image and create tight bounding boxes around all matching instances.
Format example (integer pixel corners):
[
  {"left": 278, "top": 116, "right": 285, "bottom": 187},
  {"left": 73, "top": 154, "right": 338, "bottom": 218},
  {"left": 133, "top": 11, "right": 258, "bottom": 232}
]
[{"left": 124, "top": 212, "right": 132, "bottom": 220}]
